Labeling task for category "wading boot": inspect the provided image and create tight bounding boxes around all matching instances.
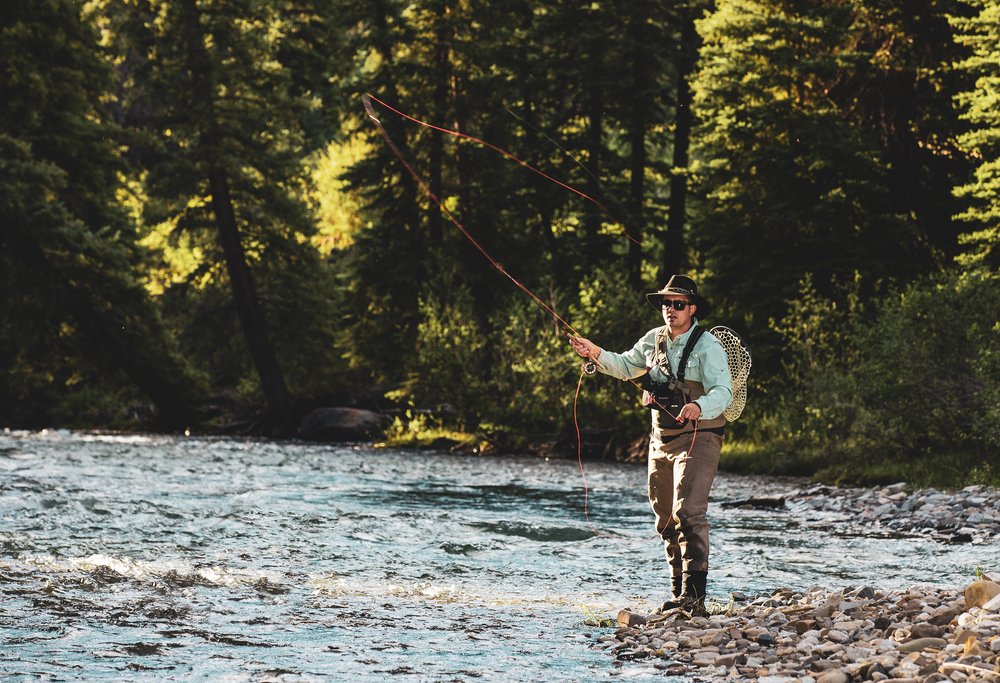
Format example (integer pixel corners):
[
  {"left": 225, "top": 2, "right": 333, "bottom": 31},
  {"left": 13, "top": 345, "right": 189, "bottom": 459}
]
[
  {"left": 681, "top": 570, "right": 709, "bottom": 616},
  {"left": 656, "top": 573, "right": 685, "bottom": 613},
  {"left": 657, "top": 571, "right": 709, "bottom": 617}
]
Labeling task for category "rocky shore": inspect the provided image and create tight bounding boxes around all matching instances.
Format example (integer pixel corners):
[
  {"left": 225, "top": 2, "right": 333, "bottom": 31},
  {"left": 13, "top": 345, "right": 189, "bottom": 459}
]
[
  {"left": 725, "top": 482, "right": 1000, "bottom": 545},
  {"left": 603, "top": 578, "right": 1000, "bottom": 682}
]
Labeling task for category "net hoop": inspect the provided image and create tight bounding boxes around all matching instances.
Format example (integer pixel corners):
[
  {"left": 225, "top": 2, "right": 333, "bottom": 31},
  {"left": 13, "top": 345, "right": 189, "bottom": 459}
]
[{"left": 709, "top": 326, "right": 751, "bottom": 422}]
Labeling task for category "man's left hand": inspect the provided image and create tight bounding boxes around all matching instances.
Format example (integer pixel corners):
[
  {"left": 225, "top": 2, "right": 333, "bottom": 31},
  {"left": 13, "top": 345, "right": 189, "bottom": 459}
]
[{"left": 679, "top": 402, "right": 702, "bottom": 421}]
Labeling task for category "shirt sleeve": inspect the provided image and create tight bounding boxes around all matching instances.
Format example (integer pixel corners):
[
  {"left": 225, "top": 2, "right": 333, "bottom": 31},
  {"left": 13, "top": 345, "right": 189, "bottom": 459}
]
[
  {"left": 693, "top": 336, "right": 733, "bottom": 420},
  {"left": 596, "top": 330, "right": 654, "bottom": 381}
]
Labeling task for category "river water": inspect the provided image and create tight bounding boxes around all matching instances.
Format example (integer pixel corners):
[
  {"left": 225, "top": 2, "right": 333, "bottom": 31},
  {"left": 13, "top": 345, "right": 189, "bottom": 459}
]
[{"left": 0, "top": 430, "right": 992, "bottom": 681}]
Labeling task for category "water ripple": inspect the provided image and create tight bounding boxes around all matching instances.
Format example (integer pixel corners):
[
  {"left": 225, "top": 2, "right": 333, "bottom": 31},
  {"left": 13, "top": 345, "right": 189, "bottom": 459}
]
[{"left": 0, "top": 430, "right": 995, "bottom": 682}]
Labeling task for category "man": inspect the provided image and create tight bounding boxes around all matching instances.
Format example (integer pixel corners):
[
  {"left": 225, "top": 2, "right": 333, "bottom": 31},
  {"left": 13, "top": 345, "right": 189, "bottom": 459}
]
[{"left": 569, "top": 274, "right": 732, "bottom": 613}]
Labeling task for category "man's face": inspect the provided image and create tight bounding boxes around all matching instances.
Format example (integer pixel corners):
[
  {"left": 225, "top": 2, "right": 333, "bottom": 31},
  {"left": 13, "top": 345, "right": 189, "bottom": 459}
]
[{"left": 661, "top": 295, "right": 696, "bottom": 329}]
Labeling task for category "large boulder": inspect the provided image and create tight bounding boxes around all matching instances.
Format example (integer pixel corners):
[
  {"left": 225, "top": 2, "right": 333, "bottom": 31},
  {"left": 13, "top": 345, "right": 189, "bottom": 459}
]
[{"left": 298, "top": 407, "right": 391, "bottom": 442}]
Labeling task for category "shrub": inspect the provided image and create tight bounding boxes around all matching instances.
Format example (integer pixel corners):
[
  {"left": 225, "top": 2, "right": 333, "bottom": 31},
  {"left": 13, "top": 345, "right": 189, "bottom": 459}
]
[{"left": 760, "top": 268, "right": 1000, "bottom": 487}]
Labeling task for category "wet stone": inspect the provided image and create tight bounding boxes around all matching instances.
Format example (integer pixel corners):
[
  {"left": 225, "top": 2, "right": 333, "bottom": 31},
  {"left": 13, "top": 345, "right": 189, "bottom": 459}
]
[
  {"left": 898, "top": 637, "right": 948, "bottom": 653},
  {"left": 598, "top": 480, "right": 1000, "bottom": 679},
  {"left": 600, "top": 575, "right": 1000, "bottom": 682}
]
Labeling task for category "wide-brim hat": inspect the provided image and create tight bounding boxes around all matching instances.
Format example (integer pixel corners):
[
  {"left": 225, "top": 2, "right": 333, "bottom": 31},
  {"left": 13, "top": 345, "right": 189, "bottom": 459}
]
[{"left": 645, "top": 274, "right": 711, "bottom": 318}]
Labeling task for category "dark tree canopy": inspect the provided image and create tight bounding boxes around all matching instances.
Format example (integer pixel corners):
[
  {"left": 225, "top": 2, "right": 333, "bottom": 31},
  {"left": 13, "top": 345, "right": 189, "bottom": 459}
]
[{"left": 1, "top": 0, "right": 996, "bottom": 485}]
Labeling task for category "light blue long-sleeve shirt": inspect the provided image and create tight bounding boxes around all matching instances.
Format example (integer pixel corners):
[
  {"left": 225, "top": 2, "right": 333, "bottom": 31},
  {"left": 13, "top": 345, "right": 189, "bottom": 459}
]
[{"left": 596, "top": 320, "right": 734, "bottom": 420}]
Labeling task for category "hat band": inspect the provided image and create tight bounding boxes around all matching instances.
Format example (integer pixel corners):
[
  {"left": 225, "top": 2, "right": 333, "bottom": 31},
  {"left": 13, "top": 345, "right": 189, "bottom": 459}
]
[{"left": 660, "top": 288, "right": 695, "bottom": 297}]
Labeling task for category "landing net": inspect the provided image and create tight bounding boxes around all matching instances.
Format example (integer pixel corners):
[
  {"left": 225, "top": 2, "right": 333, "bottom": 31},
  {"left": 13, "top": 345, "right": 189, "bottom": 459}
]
[{"left": 709, "top": 326, "right": 751, "bottom": 422}]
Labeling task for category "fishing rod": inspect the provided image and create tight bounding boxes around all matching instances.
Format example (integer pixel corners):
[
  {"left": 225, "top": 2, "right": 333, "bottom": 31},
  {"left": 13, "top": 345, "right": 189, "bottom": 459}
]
[
  {"left": 502, "top": 105, "right": 644, "bottom": 247},
  {"left": 361, "top": 93, "right": 705, "bottom": 538},
  {"left": 364, "top": 93, "right": 641, "bottom": 247}
]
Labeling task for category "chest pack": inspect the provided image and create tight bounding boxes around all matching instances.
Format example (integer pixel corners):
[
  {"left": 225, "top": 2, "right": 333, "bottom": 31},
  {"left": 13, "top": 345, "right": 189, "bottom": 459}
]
[{"left": 640, "top": 326, "right": 706, "bottom": 429}]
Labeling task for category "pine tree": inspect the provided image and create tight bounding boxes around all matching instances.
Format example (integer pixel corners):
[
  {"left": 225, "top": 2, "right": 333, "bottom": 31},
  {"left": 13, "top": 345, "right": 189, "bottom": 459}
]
[
  {"left": 690, "top": 0, "right": 920, "bottom": 367},
  {"left": 951, "top": 0, "right": 1000, "bottom": 267},
  {"left": 0, "top": 0, "right": 204, "bottom": 428},
  {"left": 330, "top": 0, "right": 429, "bottom": 385},
  {"left": 845, "top": 0, "right": 973, "bottom": 261},
  {"left": 99, "top": 0, "right": 333, "bottom": 432}
]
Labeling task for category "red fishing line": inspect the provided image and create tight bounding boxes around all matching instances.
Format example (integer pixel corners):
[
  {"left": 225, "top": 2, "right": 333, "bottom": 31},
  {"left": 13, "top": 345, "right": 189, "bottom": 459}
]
[
  {"left": 362, "top": 93, "right": 692, "bottom": 537},
  {"left": 364, "top": 94, "right": 641, "bottom": 246}
]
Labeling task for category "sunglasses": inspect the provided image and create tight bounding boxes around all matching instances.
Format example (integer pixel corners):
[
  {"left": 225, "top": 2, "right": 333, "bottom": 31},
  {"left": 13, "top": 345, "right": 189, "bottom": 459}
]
[{"left": 661, "top": 299, "right": 691, "bottom": 311}]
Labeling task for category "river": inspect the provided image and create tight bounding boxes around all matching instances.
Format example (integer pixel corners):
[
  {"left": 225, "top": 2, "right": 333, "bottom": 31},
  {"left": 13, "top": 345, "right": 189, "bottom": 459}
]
[{"left": 0, "top": 430, "right": 991, "bottom": 681}]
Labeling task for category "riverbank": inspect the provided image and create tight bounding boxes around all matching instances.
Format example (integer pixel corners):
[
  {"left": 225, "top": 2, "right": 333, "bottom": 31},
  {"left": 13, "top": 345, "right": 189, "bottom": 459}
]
[
  {"left": 596, "top": 479, "right": 1000, "bottom": 680},
  {"left": 385, "top": 422, "right": 1000, "bottom": 491},
  {"left": 729, "top": 481, "right": 1000, "bottom": 545},
  {"left": 604, "top": 578, "right": 1000, "bottom": 682}
]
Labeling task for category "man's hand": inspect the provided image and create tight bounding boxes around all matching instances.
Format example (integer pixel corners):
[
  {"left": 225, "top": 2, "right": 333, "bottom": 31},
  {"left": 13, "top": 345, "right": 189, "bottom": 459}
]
[
  {"left": 678, "top": 402, "right": 702, "bottom": 421},
  {"left": 641, "top": 390, "right": 654, "bottom": 406},
  {"left": 569, "top": 336, "right": 602, "bottom": 360}
]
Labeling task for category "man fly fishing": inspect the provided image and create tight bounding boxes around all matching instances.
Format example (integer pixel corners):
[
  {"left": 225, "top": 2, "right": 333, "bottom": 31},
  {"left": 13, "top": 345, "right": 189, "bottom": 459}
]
[{"left": 569, "top": 275, "right": 733, "bottom": 615}]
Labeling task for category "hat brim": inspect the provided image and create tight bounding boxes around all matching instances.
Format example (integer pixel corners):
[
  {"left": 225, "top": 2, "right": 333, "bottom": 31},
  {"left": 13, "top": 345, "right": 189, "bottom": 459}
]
[{"left": 645, "top": 291, "right": 711, "bottom": 318}]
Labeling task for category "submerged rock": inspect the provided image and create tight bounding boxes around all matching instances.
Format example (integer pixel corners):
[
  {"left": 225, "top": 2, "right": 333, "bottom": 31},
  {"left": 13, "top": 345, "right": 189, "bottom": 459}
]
[{"left": 297, "top": 407, "right": 390, "bottom": 442}]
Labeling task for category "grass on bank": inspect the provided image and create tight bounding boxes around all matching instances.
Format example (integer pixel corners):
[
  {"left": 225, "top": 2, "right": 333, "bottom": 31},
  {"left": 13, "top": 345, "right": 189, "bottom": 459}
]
[
  {"left": 379, "top": 410, "right": 999, "bottom": 490},
  {"left": 378, "top": 413, "right": 494, "bottom": 454},
  {"left": 721, "top": 438, "right": 1000, "bottom": 489}
]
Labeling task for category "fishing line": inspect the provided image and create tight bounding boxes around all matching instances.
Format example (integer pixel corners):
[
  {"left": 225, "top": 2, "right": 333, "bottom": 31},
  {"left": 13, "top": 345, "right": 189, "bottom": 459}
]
[
  {"left": 503, "top": 106, "right": 606, "bottom": 190},
  {"left": 503, "top": 105, "right": 641, "bottom": 238},
  {"left": 365, "top": 93, "right": 641, "bottom": 246},
  {"left": 362, "top": 93, "right": 584, "bottom": 337},
  {"left": 362, "top": 93, "right": 694, "bottom": 538}
]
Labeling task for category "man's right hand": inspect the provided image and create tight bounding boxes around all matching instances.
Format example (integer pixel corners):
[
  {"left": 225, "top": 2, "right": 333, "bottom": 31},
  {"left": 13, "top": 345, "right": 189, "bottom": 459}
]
[{"left": 569, "top": 336, "right": 602, "bottom": 360}]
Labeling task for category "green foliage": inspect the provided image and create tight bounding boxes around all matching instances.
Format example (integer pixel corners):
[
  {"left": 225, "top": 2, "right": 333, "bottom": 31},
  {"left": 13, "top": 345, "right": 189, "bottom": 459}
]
[
  {"left": 758, "top": 269, "right": 1000, "bottom": 487},
  {"left": 490, "top": 296, "right": 577, "bottom": 435},
  {"left": 387, "top": 265, "right": 652, "bottom": 444},
  {"left": 691, "top": 0, "right": 929, "bottom": 375},
  {"left": 566, "top": 267, "right": 655, "bottom": 436},
  {"left": 403, "top": 268, "right": 489, "bottom": 430},
  {"left": 951, "top": 0, "right": 1000, "bottom": 268},
  {"left": 0, "top": 1, "right": 204, "bottom": 428}
]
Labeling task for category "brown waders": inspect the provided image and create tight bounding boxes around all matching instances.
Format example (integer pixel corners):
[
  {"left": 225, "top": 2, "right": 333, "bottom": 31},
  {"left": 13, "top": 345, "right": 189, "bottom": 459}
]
[{"left": 648, "top": 410, "right": 723, "bottom": 611}]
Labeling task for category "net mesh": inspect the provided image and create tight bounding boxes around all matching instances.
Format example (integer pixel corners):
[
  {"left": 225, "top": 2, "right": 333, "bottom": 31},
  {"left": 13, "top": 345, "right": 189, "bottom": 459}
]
[{"left": 709, "top": 326, "right": 752, "bottom": 422}]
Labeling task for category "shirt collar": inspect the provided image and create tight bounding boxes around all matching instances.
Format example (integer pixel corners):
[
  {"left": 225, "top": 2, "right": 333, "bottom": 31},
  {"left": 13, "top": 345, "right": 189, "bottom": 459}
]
[{"left": 660, "top": 319, "right": 700, "bottom": 347}]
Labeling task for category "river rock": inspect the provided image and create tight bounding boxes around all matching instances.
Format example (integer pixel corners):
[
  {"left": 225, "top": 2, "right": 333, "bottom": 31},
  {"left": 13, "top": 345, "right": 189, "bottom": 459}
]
[
  {"left": 897, "top": 637, "right": 948, "bottom": 653},
  {"left": 598, "top": 575, "right": 1000, "bottom": 681},
  {"left": 815, "top": 671, "right": 849, "bottom": 683},
  {"left": 297, "top": 407, "right": 390, "bottom": 441},
  {"left": 964, "top": 580, "right": 1000, "bottom": 609},
  {"left": 910, "top": 623, "right": 945, "bottom": 639},
  {"left": 779, "top": 481, "right": 1000, "bottom": 544},
  {"left": 617, "top": 609, "right": 647, "bottom": 627}
]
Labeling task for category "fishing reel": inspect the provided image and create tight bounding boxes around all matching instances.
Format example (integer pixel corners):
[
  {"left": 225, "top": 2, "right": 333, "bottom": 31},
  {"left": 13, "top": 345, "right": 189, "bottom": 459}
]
[{"left": 582, "top": 360, "right": 597, "bottom": 376}]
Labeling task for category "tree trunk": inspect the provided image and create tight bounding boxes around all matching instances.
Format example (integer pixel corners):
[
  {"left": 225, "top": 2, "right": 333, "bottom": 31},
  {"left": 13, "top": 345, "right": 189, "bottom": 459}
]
[
  {"left": 428, "top": 0, "right": 449, "bottom": 245},
  {"left": 665, "top": 4, "right": 698, "bottom": 279},
  {"left": 206, "top": 165, "right": 292, "bottom": 432},
  {"left": 627, "top": 0, "right": 650, "bottom": 289},
  {"left": 178, "top": 0, "right": 292, "bottom": 433}
]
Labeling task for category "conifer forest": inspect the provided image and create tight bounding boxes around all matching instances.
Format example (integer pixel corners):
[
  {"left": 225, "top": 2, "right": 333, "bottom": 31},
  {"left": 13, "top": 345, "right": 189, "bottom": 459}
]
[{"left": 2, "top": 0, "right": 998, "bottom": 486}]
